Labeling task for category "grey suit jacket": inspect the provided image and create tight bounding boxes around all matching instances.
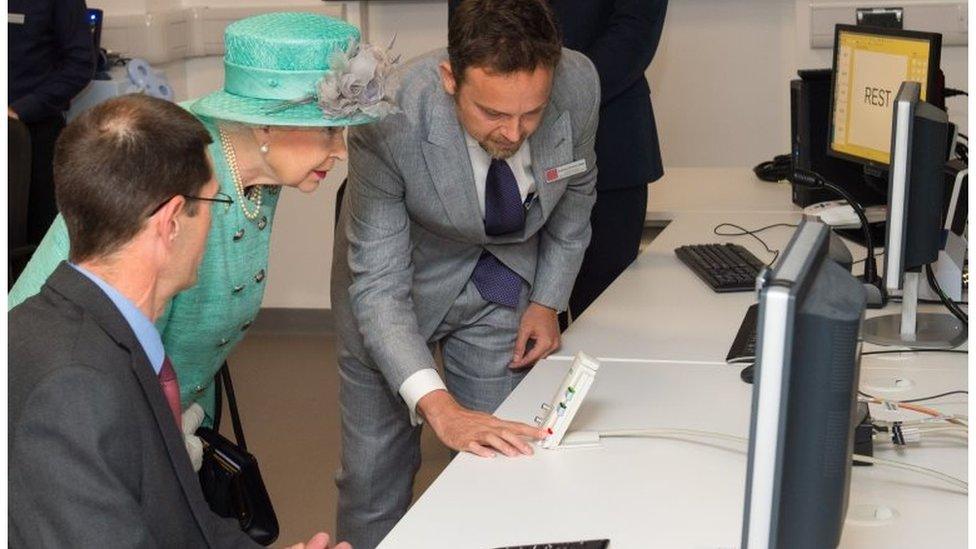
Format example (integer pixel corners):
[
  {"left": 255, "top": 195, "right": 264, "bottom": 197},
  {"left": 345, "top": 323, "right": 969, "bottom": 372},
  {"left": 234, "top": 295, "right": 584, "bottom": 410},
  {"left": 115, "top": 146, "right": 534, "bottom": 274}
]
[
  {"left": 8, "top": 263, "right": 259, "bottom": 548},
  {"left": 331, "top": 48, "right": 600, "bottom": 392}
]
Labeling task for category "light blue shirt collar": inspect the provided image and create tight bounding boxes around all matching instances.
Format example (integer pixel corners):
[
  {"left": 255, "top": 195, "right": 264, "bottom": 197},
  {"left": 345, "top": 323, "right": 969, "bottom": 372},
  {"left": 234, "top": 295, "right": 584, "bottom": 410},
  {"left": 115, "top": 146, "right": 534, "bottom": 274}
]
[{"left": 70, "top": 263, "right": 165, "bottom": 374}]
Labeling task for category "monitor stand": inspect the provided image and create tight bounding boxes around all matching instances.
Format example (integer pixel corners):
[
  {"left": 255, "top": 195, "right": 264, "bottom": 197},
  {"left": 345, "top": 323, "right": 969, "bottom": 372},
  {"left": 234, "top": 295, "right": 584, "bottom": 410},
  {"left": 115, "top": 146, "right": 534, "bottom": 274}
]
[{"left": 862, "top": 272, "right": 967, "bottom": 348}]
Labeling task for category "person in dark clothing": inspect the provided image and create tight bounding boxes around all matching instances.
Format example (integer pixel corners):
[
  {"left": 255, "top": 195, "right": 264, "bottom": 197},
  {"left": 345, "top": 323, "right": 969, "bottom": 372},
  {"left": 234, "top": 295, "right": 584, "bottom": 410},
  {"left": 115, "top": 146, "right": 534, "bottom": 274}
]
[
  {"left": 450, "top": 0, "right": 668, "bottom": 323},
  {"left": 8, "top": 0, "right": 94, "bottom": 244}
]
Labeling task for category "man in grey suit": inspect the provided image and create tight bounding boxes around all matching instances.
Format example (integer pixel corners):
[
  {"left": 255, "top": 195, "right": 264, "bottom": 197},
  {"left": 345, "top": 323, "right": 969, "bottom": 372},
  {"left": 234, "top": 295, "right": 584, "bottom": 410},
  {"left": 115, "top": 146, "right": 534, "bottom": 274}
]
[
  {"left": 8, "top": 95, "right": 344, "bottom": 549},
  {"left": 331, "top": 0, "right": 599, "bottom": 546}
]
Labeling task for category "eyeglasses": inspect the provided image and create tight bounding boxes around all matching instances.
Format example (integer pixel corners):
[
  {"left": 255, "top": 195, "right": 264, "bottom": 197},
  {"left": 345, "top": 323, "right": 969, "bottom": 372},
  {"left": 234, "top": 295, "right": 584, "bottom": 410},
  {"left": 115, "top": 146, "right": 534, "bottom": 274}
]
[{"left": 149, "top": 192, "right": 235, "bottom": 217}]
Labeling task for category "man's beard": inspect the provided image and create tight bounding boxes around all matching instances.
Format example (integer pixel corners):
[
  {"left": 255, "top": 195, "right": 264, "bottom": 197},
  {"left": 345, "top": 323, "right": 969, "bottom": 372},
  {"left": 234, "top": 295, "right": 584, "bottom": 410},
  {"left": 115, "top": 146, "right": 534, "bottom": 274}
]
[{"left": 480, "top": 137, "right": 522, "bottom": 160}]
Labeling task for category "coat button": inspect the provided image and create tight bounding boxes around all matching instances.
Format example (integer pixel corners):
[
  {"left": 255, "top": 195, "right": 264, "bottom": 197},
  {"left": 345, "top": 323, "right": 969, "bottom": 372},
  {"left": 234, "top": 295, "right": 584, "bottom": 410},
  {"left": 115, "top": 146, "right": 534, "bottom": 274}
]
[
  {"left": 193, "top": 384, "right": 205, "bottom": 394},
  {"left": 217, "top": 337, "right": 230, "bottom": 347},
  {"left": 241, "top": 321, "right": 252, "bottom": 331},
  {"left": 257, "top": 216, "right": 268, "bottom": 230},
  {"left": 232, "top": 284, "right": 245, "bottom": 294},
  {"left": 255, "top": 269, "right": 266, "bottom": 283},
  {"left": 233, "top": 228, "right": 245, "bottom": 241}
]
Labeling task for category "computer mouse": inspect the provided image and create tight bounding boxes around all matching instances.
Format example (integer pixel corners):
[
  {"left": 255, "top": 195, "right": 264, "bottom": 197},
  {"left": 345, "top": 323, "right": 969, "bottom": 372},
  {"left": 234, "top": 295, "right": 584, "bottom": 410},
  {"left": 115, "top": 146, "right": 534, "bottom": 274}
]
[{"left": 740, "top": 364, "right": 755, "bottom": 384}]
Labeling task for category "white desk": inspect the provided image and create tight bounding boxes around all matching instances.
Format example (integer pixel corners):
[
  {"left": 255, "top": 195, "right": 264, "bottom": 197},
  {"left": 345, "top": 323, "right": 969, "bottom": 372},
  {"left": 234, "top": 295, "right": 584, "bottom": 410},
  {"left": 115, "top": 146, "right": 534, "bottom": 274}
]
[
  {"left": 379, "top": 360, "right": 967, "bottom": 548},
  {"left": 379, "top": 168, "right": 968, "bottom": 548},
  {"left": 558, "top": 208, "right": 965, "bottom": 364},
  {"left": 646, "top": 167, "right": 800, "bottom": 225},
  {"left": 557, "top": 211, "right": 802, "bottom": 364}
]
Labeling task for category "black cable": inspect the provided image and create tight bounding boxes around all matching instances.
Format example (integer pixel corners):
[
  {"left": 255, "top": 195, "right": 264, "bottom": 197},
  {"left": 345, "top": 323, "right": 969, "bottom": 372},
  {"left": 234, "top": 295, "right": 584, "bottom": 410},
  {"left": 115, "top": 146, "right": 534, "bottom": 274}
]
[
  {"left": 792, "top": 169, "right": 885, "bottom": 303},
  {"left": 713, "top": 223, "right": 798, "bottom": 266},
  {"left": 859, "top": 389, "right": 968, "bottom": 404},
  {"left": 958, "top": 133, "right": 968, "bottom": 141},
  {"left": 944, "top": 88, "right": 969, "bottom": 98},
  {"left": 955, "top": 141, "right": 968, "bottom": 163},
  {"left": 925, "top": 263, "right": 968, "bottom": 325},
  {"left": 853, "top": 252, "right": 885, "bottom": 265},
  {"left": 753, "top": 154, "right": 793, "bottom": 182}
]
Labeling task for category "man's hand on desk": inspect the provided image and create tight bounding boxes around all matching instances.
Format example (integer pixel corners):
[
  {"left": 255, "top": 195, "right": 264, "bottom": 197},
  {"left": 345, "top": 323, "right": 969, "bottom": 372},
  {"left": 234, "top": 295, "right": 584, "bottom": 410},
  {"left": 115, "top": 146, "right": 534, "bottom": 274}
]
[
  {"left": 511, "top": 302, "right": 560, "bottom": 369},
  {"left": 418, "top": 389, "right": 547, "bottom": 458}
]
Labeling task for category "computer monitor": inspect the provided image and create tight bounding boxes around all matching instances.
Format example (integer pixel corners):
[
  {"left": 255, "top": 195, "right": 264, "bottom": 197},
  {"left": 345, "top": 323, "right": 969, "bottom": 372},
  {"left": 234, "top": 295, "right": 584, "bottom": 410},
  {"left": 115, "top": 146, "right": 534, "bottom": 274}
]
[
  {"left": 861, "top": 81, "right": 965, "bottom": 348},
  {"left": 828, "top": 25, "right": 941, "bottom": 169},
  {"left": 741, "top": 220, "right": 866, "bottom": 549}
]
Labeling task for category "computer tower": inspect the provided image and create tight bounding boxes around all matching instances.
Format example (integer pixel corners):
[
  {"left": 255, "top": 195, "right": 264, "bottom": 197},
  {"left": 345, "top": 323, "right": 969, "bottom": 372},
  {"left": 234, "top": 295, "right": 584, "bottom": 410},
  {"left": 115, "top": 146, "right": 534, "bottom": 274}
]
[{"left": 790, "top": 70, "right": 875, "bottom": 207}]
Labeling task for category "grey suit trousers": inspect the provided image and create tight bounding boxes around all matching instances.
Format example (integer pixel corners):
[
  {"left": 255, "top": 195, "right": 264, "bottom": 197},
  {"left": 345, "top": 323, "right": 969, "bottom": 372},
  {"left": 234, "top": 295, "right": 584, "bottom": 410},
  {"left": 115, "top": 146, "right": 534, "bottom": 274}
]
[{"left": 335, "top": 278, "right": 530, "bottom": 549}]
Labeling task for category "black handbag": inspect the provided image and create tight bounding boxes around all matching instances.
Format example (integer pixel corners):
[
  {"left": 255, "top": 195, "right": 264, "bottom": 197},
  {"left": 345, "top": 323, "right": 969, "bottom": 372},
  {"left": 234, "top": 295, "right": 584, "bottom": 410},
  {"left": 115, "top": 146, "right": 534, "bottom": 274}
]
[{"left": 196, "top": 362, "right": 279, "bottom": 546}]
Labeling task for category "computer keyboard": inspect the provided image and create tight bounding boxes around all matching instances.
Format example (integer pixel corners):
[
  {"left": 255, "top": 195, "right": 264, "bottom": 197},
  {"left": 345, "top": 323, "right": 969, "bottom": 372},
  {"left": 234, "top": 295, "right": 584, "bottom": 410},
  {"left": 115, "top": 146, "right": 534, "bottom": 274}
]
[
  {"left": 675, "top": 243, "right": 766, "bottom": 292},
  {"left": 493, "top": 541, "right": 609, "bottom": 549},
  {"left": 727, "top": 303, "right": 759, "bottom": 364}
]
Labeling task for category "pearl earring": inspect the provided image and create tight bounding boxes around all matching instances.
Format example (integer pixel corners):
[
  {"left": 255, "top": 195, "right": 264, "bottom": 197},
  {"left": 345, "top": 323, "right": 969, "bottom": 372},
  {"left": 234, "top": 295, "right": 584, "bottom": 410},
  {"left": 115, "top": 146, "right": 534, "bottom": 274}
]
[{"left": 259, "top": 143, "right": 270, "bottom": 154}]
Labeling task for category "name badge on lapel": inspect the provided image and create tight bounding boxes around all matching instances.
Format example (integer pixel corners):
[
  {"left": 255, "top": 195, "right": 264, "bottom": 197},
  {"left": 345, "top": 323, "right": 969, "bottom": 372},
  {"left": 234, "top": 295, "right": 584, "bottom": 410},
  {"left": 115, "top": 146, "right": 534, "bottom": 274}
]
[
  {"left": 9, "top": 13, "right": 26, "bottom": 24},
  {"left": 545, "top": 159, "right": 587, "bottom": 183}
]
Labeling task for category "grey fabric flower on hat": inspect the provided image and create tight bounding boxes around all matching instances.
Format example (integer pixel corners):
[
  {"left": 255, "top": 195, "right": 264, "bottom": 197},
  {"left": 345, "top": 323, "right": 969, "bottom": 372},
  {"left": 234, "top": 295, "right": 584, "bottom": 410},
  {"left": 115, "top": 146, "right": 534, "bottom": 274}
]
[
  {"left": 264, "top": 35, "right": 400, "bottom": 121},
  {"left": 317, "top": 37, "right": 400, "bottom": 119}
]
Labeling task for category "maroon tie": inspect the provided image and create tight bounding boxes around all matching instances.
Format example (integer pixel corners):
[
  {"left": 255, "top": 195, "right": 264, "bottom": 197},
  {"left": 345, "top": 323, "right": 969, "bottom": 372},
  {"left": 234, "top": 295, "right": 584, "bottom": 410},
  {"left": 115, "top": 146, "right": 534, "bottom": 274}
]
[{"left": 158, "top": 357, "right": 182, "bottom": 427}]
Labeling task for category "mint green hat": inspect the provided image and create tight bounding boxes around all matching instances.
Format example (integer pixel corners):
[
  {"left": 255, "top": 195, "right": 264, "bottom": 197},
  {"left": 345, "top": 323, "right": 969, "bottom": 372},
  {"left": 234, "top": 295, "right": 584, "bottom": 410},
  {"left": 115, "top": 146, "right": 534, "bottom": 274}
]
[{"left": 188, "top": 12, "right": 398, "bottom": 127}]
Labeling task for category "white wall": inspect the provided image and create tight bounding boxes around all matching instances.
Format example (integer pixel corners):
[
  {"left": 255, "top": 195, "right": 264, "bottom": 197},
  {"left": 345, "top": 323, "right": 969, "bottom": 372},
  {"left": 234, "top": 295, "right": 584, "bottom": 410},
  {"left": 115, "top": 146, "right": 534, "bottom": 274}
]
[
  {"left": 651, "top": 0, "right": 968, "bottom": 167},
  {"left": 648, "top": 0, "right": 797, "bottom": 167},
  {"left": 798, "top": 0, "right": 968, "bottom": 136},
  {"left": 89, "top": 0, "right": 969, "bottom": 309}
]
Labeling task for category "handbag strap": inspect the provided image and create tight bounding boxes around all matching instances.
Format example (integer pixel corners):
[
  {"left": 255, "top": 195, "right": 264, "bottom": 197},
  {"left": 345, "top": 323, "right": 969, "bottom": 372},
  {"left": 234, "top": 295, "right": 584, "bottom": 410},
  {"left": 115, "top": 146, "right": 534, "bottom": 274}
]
[
  {"left": 212, "top": 368, "right": 223, "bottom": 431},
  {"left": 218, "top": 361, "right": 248, "bottom": 452}
]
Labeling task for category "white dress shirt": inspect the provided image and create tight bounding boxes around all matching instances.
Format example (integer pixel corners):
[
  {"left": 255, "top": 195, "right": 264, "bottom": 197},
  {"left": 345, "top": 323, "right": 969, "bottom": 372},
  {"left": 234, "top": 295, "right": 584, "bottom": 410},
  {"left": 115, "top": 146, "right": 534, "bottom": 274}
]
[{"left": 398, "top": 132, "right": 535, "bottom": 426}]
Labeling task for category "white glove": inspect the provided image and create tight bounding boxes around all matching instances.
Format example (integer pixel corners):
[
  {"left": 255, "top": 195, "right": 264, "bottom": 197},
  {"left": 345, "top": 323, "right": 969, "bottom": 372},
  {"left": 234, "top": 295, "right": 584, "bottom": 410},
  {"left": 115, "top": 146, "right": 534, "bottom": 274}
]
[{"left": 181, "top": 403, "right": 206, "bottom": 472}]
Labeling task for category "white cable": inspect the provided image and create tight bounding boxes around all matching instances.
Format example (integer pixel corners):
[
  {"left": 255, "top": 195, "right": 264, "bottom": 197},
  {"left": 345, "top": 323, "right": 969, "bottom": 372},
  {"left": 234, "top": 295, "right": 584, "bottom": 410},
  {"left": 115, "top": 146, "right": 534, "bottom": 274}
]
[
  {"left": 861, "top": 399, "right": 969, "bottom": 427},
  {"left": 873, "top": 417, "right": 969, "bottom": 429},
  {"left": 913, "top": 426, "right": 969, "bottom": 434},
  {"left": 873, "top": 426, "right": 968, "bottom": 445},
  {"left": 598, "top": 428, "right": 747, "bottom": 445},
  {"left": 852, "top": 454, "right": 968, "bottom": 492},
  {"left": 597, "top": 429, "right": 967, "bottom": 492}
]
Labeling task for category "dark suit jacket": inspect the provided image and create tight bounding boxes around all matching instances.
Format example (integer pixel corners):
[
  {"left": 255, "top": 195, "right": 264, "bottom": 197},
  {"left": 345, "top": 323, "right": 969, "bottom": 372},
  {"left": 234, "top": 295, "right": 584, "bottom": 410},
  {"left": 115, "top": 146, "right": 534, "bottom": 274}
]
[
  {"left": 8, "top": 263, "right": 259, "bottom": 548},
  {"left": 449, "top": 0, "right": 667, "bottom": 190}
]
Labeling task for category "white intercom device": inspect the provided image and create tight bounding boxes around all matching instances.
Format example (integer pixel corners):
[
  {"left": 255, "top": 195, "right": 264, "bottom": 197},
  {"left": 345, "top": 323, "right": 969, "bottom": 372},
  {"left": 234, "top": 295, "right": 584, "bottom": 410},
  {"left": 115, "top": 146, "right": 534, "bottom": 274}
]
[{"left": 534, "top": 352, "right": 601, "bottom": 449}]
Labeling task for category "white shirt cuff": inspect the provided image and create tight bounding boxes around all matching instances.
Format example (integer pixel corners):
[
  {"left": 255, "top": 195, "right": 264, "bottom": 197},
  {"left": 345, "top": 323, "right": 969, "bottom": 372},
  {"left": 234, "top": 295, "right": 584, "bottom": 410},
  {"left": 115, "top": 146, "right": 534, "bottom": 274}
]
[{"left": 399, "top": 368, "right": 447, "bottom": 426}]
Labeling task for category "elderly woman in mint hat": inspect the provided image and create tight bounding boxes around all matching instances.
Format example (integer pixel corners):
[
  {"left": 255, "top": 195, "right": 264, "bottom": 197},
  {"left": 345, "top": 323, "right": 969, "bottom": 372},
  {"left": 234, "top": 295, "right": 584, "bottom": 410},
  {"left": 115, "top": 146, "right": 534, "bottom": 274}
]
[{"left": 9, "top": 12, "right": 397, "bottom": 446}]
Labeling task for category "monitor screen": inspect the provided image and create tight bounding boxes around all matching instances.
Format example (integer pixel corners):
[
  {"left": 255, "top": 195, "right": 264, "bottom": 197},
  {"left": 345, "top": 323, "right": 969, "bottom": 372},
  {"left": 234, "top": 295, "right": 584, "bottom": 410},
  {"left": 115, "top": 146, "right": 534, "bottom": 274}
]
[{"left": 828, "top": 25, "right": 941, "bottom": 168}]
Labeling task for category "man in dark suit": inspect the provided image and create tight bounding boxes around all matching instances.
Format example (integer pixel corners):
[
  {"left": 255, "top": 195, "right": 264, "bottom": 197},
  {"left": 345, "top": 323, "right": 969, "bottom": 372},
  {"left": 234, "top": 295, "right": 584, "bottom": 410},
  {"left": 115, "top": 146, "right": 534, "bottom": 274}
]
[
  {"left": 8, "top": 0, "right": 95, "bottom": 243},
  {"left": 450, "top": 0, "right": 668, "bottom": 321},
  {"left": 7, "top": 95, "right": 344, "bottom": 549}
]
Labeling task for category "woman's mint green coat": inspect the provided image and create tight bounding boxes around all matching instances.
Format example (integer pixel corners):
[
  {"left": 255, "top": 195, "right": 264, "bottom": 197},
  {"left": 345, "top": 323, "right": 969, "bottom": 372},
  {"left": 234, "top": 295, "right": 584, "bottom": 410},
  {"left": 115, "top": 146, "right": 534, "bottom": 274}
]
[{"left": 8, "top": 116, "right": 281, "bottom": 422}]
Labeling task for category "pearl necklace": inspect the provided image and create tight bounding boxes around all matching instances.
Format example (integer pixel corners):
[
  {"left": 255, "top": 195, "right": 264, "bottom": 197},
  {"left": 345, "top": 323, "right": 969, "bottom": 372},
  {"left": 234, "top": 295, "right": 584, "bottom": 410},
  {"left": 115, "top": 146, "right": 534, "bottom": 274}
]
[{"left": 218, "top": 126, "right": 263, "bottom": 220}]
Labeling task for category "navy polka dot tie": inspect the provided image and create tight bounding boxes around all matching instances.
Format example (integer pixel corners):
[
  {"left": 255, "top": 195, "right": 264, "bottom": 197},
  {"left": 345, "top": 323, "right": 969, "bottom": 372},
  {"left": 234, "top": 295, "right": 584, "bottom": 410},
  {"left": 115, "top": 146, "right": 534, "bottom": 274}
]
[{"left": 471, "top": 159, "right": 525, "bottom": 308}]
